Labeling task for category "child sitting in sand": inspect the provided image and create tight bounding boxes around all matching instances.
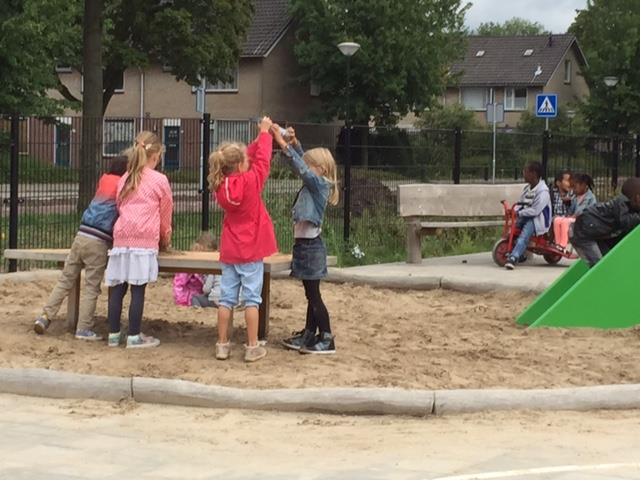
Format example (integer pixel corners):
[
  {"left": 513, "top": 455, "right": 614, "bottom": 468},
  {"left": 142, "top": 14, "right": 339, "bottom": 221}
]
[{"left": 172, "top": 232, "right": 221, "bottom": 308}]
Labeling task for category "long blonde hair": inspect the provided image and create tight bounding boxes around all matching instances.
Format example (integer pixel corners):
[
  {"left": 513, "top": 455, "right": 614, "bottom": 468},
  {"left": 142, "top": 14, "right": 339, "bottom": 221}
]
[
  {"left": 304, "top": 148, "right": 339, "bottom": 205},
  {"left": 207, "top": 142, "right": 247, "bottom": 191},
  {"left": 119, "top": 131, "right": 164, "bottom": 201}
]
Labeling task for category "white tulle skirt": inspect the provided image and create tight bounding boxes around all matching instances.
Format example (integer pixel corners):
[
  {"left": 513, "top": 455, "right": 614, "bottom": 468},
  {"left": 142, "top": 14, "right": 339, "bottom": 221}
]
[{"left": 105, "top": 247, "right": 159, "bottom": 286}]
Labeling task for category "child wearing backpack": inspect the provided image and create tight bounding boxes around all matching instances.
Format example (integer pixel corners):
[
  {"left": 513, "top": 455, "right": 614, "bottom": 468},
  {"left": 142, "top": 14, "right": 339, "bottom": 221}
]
[{"left": 34, "top": 156, "right": 128, "bottom": 340}]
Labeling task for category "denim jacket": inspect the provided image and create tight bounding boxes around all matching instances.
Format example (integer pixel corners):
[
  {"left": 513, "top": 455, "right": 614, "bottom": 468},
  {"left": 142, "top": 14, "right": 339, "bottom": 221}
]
[{"left": 284, "top": 144, "right": 331, "bottom": 227}]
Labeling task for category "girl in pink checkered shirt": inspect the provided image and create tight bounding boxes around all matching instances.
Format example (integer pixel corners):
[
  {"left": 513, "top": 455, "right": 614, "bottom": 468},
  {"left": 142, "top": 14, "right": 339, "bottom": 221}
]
[{"left": 105, "top": 131, "right": 174, "bottom": 349}]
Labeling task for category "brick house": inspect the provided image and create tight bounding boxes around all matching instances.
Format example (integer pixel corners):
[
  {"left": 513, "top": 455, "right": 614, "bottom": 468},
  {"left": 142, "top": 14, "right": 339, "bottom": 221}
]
[
  {"left": 28, "top": 0, "right": 318, "bottom": 169},
  {"left": 444, "top": 34, "right": 589, "bottom": 127}
]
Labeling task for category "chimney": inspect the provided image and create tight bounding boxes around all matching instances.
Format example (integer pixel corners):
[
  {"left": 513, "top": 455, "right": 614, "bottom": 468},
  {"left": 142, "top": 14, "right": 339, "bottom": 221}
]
[{"left": 548, "top": 34, "right": 553, "bottom": 47}]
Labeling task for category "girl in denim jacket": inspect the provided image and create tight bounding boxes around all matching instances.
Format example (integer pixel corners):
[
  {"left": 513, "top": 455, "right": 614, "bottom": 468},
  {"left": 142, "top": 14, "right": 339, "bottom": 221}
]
[{"left": 272, "top": 125, "right": 339, "bottom": 354}]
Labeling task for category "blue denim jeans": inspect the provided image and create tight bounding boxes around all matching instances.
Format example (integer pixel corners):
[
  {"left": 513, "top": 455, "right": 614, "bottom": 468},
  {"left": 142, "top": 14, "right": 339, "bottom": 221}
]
[
  {"left": 509, "top": 217, "right": 536, "bottom": 263},
  {"left": 219, "top": 261, "right": 264, "bottom": 309}
]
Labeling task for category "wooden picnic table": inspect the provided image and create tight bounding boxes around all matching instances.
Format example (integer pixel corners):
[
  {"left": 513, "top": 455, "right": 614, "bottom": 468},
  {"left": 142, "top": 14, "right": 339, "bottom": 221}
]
[{"left": 3, "top": 249, "right": 292, "bottom": 340}]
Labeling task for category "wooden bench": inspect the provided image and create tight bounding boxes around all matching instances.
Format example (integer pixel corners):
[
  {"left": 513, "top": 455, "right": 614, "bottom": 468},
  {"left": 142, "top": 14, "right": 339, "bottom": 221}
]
[
  {"left": 397, "top": 183, "right": 525, "bottom": 264},
  {"left": 3, "top": 249, "right": 292, "bottom": 341}
]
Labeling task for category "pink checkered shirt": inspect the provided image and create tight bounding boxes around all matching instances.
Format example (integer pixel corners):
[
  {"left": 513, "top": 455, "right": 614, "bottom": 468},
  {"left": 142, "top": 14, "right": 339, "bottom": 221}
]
[{"left": 112, "top": 167, "right": 173, "bottom": 249}]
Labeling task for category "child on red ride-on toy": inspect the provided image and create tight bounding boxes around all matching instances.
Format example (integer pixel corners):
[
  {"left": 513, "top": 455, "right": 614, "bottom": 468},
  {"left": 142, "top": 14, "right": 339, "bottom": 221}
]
[{"left": 493, "top": 161, "right": 565, "bottom": 270}]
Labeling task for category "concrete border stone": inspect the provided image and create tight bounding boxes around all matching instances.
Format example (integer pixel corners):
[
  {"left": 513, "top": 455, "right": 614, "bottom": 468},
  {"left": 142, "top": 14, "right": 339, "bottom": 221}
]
[
  {"left": 434, "top": 384, "right": 640, "bottom": 415},
  {"left": 132, "top": 377, "right": 434, "bottom": 416},
  {"left": 0, "top": 368, "right": 131, "bottom": 402}
]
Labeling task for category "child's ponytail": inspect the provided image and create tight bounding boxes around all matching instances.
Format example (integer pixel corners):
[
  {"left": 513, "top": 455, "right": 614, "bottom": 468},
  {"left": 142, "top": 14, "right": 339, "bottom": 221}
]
[
  {"left": 119, "top": 131, "right": 163, "bottom": 201},
  {"left": 207, "top": 142, "right": 246, "bottom": 191}
]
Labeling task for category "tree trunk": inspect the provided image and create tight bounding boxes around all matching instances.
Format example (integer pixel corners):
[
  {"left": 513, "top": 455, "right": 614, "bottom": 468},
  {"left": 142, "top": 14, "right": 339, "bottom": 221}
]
[{"left": 78, "top": 0, "right": 104, "bottom": 212}]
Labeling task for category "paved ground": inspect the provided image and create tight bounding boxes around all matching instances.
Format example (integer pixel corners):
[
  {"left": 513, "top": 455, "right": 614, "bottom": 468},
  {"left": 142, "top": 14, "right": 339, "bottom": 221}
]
[
  {"left": 326, "top": 252, "right": 573, "bottom": 293},
  {"left": 1, "top": 394, "right": 639, "bottom": 480}
]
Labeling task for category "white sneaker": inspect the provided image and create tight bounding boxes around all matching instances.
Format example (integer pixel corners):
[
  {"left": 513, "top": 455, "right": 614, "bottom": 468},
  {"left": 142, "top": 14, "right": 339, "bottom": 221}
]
[
  {"left": 216, "top": 342, "right": 231, "bottom": 360},
  {"left": 126, "top": 333, "right": 160, "bottom": 349}
]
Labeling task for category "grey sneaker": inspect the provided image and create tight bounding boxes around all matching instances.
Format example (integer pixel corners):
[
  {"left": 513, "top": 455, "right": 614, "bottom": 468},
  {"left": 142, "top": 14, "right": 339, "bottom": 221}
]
[
  {"left": 126, "top": 333, "right": 160, "bottom": 349},
  {"left": 244, "top": 344, "right": 267, "bottom": 363},
  {"left": 282, "top": 329, "right": 315, "bottom": 351},
  {"left": 215, "top": 342, "right": 231, "bottom": 360},
  {"left": 34, "top": 315, "right": 50, "bottom": 335},
  {"left": 75, "top": 329, "right": 103, "bottom": 342},
  {"left": 300, "top": 332, "right": 336, "bottom": 355},
  {"left": 108, "top": 332, "right": 122, "bottom": 348}
]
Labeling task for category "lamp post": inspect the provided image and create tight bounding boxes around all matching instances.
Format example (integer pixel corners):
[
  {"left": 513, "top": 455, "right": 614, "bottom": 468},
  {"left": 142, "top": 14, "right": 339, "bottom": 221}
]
[
  {"left": 337, "top": 41, "right": 360, "bottom": 246},
  {"left": 604, "top": 76, "right": 620, "bottom": 188}
]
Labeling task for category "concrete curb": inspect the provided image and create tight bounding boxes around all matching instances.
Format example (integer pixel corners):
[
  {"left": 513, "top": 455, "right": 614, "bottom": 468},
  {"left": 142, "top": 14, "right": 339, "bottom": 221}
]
[
  {"left": 1, "top": 368, "right": 640, "bottom": 416},
  {"left": 0, "top": 368, "right": 131, "bottom": 402},
  {"left": 133, "top": 377, "right": 434, "bottom": 416},
  {"left": 434, "top": 384, "right": 640, "bottom": 414}
]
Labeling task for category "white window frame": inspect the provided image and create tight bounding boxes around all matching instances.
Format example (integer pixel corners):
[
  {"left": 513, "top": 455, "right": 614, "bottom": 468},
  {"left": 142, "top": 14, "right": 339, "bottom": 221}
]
[
  {"left": 205, "top": 66, "right": 239, "bottom": 93},
  {"left": 460, "top": 87, "right": 493, "bottom": 111},
  {"left": 504, "top": 87, "right": 528, "bottom": 111},
  {"left": 564, "top": 60, "right": 572, "bottom": 84},
  {"left": 523, "top": 49, "right": 534, "bottom": 57},
  {"left": 103, "top": 119, "right": 135, "bottom": 157}
]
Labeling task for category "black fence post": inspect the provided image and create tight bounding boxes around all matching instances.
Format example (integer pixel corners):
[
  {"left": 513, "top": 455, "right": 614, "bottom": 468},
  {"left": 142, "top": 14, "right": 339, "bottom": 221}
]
[
  {"left": 343, "top": 124, "right": 352, "bottom": 246},
  {"left": 541, "top": 129, "right": 550, "bottom": 180},
  {"left": 201, "top": 113, "right": 211, "bottom": 232},
  {"left": 453, "top": 127, "right": 461, "bottom": 184},
  {"left": 612, "top": 136, "right": 619, "bottom": 189},
  {"left": 8, "top": 114, "right": 19, "bottom": 272},
  {"left": 635, "top": 134, "right": 640, "bottom": 178}
]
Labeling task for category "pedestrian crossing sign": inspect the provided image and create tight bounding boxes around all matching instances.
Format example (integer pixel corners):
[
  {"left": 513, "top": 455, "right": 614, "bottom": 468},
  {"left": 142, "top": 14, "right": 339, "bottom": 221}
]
[{"left": 536, "top": 94, "right": 558, "bottom": 118}]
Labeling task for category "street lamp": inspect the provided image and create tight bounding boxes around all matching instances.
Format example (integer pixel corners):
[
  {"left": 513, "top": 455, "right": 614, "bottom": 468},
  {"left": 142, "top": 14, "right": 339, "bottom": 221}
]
[
  {"left": 603, "top": 76, "right": 619, "bottom": 88},
  {"left": 604, "top": 76, "right": 620, "bottom": 188},
  {"left": 337, "top": 41, "right": 360, "bottom": 246}
]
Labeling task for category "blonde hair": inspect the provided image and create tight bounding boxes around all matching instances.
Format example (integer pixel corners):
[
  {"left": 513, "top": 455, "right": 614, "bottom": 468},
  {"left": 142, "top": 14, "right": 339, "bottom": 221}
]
[
  {"left": 207, "top": 142, "right": 247, "bottom": 191},
  {"left": 119, "top": 131, "right": 164, "bottom": 201},
  {"left": 304, "top": 148, "right": 339, "bottom": 205},
  {"left": 191, "top": 231, "right": 217, "bottom": 252}
]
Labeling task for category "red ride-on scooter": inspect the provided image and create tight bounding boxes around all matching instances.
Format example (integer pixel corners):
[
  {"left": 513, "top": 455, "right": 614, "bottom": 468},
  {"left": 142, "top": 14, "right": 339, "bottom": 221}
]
[{"left": 492, "top": 200, "right": 578, "bottom": 267}]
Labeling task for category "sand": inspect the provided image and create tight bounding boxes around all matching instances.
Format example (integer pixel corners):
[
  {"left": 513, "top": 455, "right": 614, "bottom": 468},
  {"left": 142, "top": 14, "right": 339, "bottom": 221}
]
[{"left": 1, "top": 276, "right": 639, "bottom": 389}]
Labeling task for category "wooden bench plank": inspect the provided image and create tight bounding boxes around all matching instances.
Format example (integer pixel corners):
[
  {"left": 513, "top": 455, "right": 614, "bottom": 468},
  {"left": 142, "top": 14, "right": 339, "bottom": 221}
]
[{"left": 420, "top": 220, "right": 503, "bottom": 229}]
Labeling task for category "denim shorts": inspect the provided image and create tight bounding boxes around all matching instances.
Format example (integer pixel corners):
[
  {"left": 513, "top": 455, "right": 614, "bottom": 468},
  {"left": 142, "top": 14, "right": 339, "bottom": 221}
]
[
  {"left": 219, "top": 261, "right": 264, "bottom": 309},
  {"left": 291, "top": 236, "right": 327, "bottom": 280}
]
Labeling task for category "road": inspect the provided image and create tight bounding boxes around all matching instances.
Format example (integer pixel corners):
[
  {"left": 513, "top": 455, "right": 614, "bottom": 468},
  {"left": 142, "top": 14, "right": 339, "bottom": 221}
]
[{"left": 0, "top": 394, "right": 639, "bottom": 479}]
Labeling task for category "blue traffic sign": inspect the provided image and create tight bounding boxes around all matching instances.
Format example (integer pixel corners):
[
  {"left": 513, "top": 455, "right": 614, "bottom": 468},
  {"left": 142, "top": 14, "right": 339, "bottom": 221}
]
[{"left": 536, "top": 94, "right": 558, "bottom": 118}]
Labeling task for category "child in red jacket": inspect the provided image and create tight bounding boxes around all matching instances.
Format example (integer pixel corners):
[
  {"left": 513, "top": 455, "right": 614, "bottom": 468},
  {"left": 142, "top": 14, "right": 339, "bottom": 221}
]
[{"left": 208, "top": 116, "right": 277, "bottom": 363}]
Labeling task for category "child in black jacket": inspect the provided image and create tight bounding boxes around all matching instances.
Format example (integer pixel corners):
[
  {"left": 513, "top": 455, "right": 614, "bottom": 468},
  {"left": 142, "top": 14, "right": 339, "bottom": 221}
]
[{"left": 570, "top": 177, "right": 640, "bottom": 267}]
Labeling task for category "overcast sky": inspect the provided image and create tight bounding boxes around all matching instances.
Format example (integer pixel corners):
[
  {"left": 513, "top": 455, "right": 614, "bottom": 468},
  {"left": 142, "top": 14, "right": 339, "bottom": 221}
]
[{"left": 465, "top": 0, "right": 588, "bottom": 33}]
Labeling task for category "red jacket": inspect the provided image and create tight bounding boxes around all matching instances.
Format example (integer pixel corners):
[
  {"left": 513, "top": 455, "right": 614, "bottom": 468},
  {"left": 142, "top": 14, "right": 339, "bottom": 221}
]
[{"left": 215, "top": 132, "right": 277, "bottom": 264}]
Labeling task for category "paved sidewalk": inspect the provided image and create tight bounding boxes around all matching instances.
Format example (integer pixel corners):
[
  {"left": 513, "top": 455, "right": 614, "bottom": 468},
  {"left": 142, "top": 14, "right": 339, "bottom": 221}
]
[
  {"left": 326, "top": 252, "right": 573, "bottom": 294},
  {"left": 1, "top": 394, "right": 639, "bottom": 480}
]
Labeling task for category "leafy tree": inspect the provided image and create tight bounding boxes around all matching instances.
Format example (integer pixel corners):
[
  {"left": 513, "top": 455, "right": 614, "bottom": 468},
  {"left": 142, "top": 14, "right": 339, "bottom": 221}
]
[
  {"left": 570, "top": 0, "right": 640, "bottom": 135},
  {"left": 415, "top": 104, "right": 480, "bottom": 130},
  {"left": 289, "top": 0, "right": 468, "bottom": 126},
  {"left": 0, "top": 0, "right": 80, "bottom": 115},
  {"left": 475, "top": 17, "right": 549, "bottom": 36}
]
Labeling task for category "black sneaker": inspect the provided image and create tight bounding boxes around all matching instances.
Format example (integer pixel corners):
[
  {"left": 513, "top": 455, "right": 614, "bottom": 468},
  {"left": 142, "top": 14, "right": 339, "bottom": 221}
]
[
  {"left": 282, "top": 329, "right": 315, "bottom": 351},
  {"left": 504, "top": 260, "right": 515, "bottom": 270},
  {"left": 34, "top": 315, "right": 50, "bottom": 335},
  {"left": 300, "top": 332, "right": 336, "bottom": 355}
]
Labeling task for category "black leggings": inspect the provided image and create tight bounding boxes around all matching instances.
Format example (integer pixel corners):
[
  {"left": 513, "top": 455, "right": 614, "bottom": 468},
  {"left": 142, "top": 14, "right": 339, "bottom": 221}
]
[
  {"left": 303, "top": 280, "right": 331, "bottom": 334},
  {"left": 108, "top": 283, "right": 147, "bottom": 336}
]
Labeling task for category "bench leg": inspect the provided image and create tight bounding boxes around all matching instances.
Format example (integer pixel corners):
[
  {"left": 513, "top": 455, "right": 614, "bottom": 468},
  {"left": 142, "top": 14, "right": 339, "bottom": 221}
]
[
  {"left": 66, "top": 274, "right": 81, "bottom": 332},
  {"left": 406, "top": 218, "right": 423, "bottom": 264},
  {"left": 258, "top": 272, "right": 271, "bottom": 341}
]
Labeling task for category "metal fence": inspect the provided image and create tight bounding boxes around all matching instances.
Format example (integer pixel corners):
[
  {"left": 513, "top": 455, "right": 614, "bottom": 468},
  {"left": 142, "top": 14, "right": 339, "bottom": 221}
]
[{"left": 1, "top": 114, "right": 639, "bottom": 271}]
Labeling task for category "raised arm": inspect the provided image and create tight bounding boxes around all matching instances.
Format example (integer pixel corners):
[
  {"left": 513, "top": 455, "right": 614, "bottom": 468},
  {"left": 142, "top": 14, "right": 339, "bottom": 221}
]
[
  {"left": 247, "top": 116, "right": 274, "bottom": 190},
  {"left": 272, "top": 125, "right": 324, "bottom": 193}
]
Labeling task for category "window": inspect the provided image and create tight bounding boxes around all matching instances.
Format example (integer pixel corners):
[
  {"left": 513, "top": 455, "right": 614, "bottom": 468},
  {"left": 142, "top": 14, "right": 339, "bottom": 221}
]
[
  {"left": 475, "top": 50, "right": 485, "bottom": 57},
  {"left": 205, "top": 67, "right": 239, "bottom": 92},
  {"left": 564, "top": 60, "right": 572, "bottom": 84},
  {"left": 523, "top": 49, "right": 534, "bottom": 57},
  {"left": 81, "top": 70, "right": 125, "bottom": 93},
  {"left": 162, "top": 64, "right": 173, "bottom": 72},
  {"left": 504, "top": 88, "right": 528, "bottom": 111},
  {"left": 461, "top": 88, "right": 492, "bottom": 111},
  {"left": 310, "top": 81, "right": 321, "bottom": 97},
  {"left": 103, "top": 119, "right": 134, "bottom": 156},
  {"left": 56, "top": 65, "right": 73, "bottom": 73}
]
